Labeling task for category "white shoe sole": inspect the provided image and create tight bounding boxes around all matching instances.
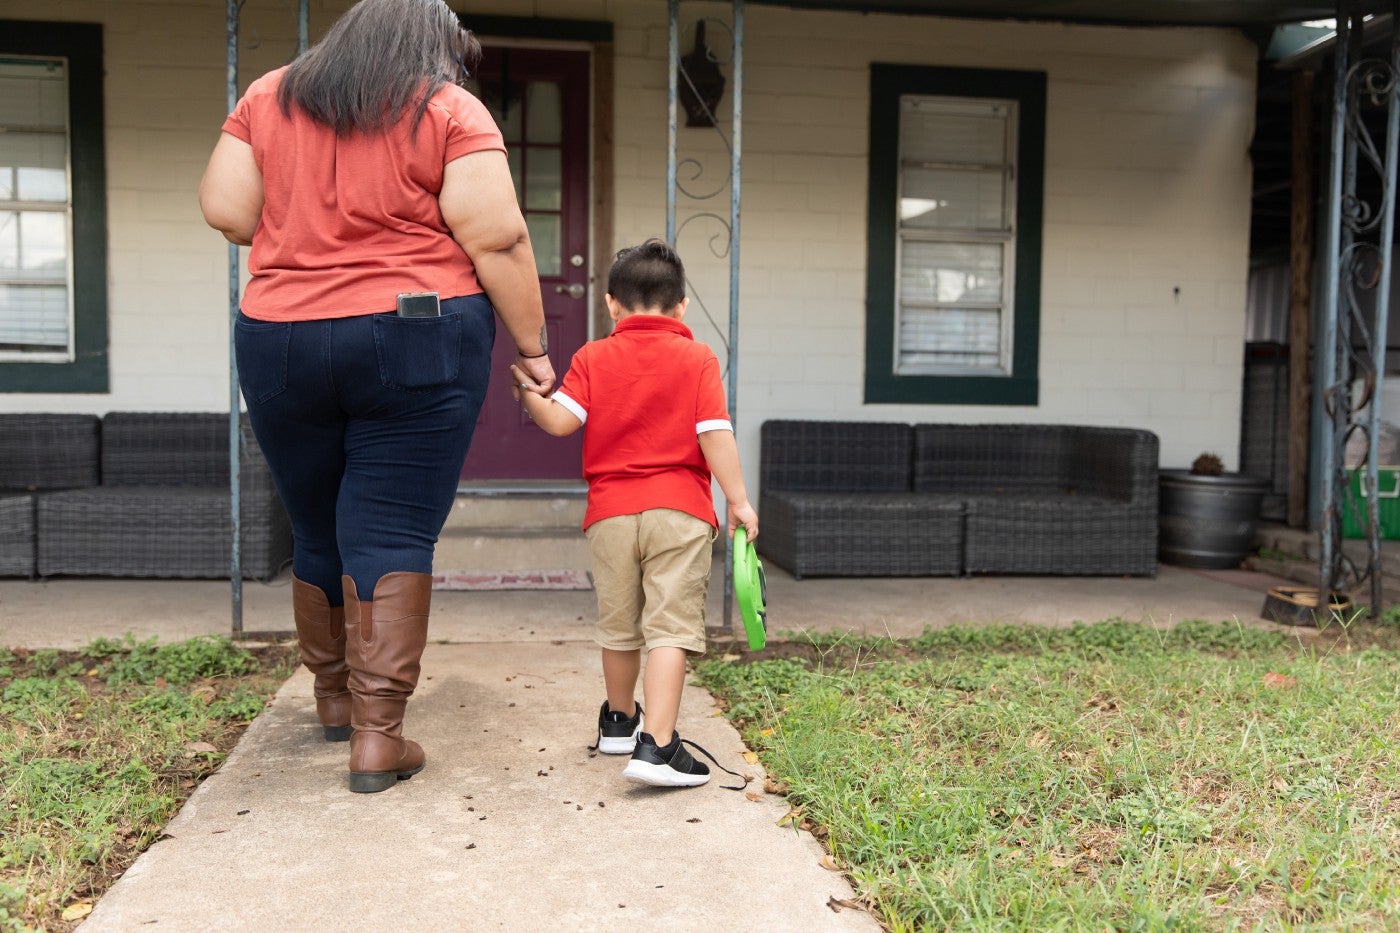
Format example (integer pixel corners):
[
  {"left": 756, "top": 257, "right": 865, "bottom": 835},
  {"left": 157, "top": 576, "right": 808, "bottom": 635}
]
[
  {"left": 597, "top": 731, "right": 639, "bottom": 755},
  {"left": 622, "top": 758, "right": 710, "bottom": 787}
]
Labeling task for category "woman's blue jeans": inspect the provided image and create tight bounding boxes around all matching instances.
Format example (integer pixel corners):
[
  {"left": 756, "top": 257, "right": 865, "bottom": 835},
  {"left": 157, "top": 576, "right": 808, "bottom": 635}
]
[{"left": 235, "top": 295, "right": 494, "bottom": 604}]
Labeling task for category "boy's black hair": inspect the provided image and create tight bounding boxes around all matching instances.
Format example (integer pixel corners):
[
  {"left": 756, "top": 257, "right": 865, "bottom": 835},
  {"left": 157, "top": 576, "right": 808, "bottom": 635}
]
[{"left": 607, "top": 238, "right": 686, "bottom": 312}]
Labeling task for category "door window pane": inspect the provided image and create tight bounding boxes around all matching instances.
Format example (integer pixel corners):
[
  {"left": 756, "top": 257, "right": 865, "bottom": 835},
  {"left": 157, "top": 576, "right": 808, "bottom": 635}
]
[
  {"left": 507, "top": 148, "right": 522, "bottom": 203},
  {"left": 466, "top": 76, "right": 523, "bottom": 143},
  {"left": 525, "top": 81, "right": 562, "bottom": 144},
  {"left": 526, "top": 213, "right": 560, "bottom": 276},
  {"left": 525, "top": 147, "right": 561, "bottom": 211}
]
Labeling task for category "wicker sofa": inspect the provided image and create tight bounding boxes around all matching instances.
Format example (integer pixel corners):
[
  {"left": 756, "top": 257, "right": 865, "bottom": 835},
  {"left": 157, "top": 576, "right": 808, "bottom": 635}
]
[
  {"left": 0, "top": 414, "right": 102, "bottom": 578},
  {"left": 0, "top": 412, "right": 291, "bottom": 580},
  {"left": 759, "top": 420, "right": 1159, "bottom": 578}
]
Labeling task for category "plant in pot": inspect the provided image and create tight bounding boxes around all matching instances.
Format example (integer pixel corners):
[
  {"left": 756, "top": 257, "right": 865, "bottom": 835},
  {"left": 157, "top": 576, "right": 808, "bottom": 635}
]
[{"left": 1158, "top": 452, "right": 1269, "bottom": 568}]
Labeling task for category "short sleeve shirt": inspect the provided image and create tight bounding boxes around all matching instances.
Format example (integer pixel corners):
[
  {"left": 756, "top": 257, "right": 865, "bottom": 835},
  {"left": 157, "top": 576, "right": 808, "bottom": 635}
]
[
  {"left": 222, "top": 68, "right": 505, "bottom": 321},
  {"left": 552, "top": 315, "right": 732, "bottom": 530}
]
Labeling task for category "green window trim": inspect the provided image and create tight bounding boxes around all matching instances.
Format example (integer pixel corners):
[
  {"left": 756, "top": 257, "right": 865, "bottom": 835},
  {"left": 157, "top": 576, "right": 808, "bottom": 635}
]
[
  {"left": 0, "top": 20, "right": 107, "bottom": 394},
  {"left": 865, "top": 63, "right": 1045, "bottom": 406}
]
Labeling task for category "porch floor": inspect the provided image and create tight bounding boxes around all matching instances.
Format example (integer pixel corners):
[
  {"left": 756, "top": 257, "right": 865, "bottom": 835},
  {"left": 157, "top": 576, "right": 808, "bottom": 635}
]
[{"left": 1, "top": 560, "right": 1300, "bottom": 651}]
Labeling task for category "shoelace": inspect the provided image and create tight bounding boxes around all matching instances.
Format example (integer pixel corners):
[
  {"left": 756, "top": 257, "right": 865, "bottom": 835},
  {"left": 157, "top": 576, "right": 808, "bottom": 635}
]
[{"left": 678, "top": 737, "right": 748, "bottom": 792}]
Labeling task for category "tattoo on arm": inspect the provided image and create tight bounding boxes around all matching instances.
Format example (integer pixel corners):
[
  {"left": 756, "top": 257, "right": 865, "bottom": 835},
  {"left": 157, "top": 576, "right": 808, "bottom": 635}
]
[{"left": 538, "top": 326, "right": 548, "bottom": 354}]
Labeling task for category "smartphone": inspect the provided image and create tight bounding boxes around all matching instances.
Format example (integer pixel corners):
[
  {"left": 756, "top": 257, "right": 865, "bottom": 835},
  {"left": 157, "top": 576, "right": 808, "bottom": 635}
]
[{"left": 396, "top": 292, "right": 441, "bottom": 317}]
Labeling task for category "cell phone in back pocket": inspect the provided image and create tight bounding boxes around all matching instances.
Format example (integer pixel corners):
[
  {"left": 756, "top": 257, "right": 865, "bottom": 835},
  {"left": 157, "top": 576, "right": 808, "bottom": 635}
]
[{"left": 396, "top": 292, "right": 441, "bottom": 317}]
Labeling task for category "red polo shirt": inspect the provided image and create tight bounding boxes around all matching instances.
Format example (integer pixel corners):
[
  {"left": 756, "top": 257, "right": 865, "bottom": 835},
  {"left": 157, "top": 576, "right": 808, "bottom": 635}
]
[
  {"left": 553, "top": 315, "right": 732, "bottom": 530},
  {"left": 222, "top": 67, "right": 505, "bottom": 321}
]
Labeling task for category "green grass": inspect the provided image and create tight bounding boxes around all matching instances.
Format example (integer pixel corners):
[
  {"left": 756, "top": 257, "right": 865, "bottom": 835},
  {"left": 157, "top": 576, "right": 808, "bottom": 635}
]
[
  {"left": 0, "top": 635, "right": 295, "bottom": 932},
  {"left": 697, "top": 619, "right": 1400, "bottom": 931}
]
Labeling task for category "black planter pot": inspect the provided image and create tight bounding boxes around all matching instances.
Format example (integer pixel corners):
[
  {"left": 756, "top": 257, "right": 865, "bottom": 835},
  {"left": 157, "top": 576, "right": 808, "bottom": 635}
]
[{"left": 1158, "top": 470, "right": 1269, "bottom": 569}]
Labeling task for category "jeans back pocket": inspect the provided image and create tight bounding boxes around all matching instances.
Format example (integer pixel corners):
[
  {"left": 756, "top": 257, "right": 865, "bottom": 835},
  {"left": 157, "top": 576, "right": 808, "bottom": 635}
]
[
  {"left": 234, "top": 315, "right": 292, "bottom": 404},
  {"left": 372, "top": 312, "right": 463, "bottom": 391}
]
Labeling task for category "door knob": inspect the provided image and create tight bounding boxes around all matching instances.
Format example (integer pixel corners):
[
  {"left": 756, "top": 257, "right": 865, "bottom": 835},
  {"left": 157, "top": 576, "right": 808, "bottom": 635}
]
[{"left": 555, "top": 284, "right": 586, "bottom": 299}]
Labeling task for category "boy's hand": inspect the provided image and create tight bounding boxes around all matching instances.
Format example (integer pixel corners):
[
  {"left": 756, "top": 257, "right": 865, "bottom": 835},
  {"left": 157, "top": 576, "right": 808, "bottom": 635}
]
[{"left": 728, "top": 500, "right": 758, "bottom": 541}]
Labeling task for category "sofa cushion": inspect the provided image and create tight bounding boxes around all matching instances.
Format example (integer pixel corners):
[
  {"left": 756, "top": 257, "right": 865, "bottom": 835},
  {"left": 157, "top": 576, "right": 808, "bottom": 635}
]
[
  {"left": 759, "top": 491, "right": 962, "bottom": 577},
  {"left": 101, "top": 412, "right": 230, "bottom": 487},
  {"left": 0, "top": 414, "right": 100, "bottom": 491},
  {"left": 761, "top": 420, "right": 912, "bottom": 493},
  {"left": 37, "top": 486, "right": 290, "bottom": 579},
  {"left": 963, "top": 492, "right": 1157, "bottom": 576},
  {"left": 0, "top": 494, "right": 35, "bottom": 577}
]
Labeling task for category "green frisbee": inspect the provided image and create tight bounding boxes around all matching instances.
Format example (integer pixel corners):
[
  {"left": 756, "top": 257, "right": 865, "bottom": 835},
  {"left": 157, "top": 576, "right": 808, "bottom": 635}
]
[{"left": 733, "top": 527, "right": 768, "bottom": 651}]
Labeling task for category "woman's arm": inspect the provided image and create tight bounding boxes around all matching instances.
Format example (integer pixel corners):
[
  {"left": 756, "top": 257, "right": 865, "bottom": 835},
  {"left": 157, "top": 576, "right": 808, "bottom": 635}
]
[
  {"left": 441, "top": 150, "right": 556, "bottom": 391},
  {"left": 199, "top": 133, "right": 263, "bottom": 246}
]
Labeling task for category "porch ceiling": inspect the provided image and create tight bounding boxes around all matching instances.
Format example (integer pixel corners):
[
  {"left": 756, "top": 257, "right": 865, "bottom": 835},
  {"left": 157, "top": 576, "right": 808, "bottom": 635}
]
[{"left": 748, "top": 0, "right": 1361, "bottom": 28}]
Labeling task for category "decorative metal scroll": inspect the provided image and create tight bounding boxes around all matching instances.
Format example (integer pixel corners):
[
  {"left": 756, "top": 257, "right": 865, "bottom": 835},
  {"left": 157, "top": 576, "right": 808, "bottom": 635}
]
[
  {"left": 667, "top": 1, "right": 743, "bottom": 633},
  {"left": 1319, "top": 7, "right": 1400, "bottom": 617}
]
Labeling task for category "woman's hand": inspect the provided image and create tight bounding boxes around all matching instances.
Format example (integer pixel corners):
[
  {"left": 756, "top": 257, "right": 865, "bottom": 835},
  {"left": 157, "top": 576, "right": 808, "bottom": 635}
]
[{"left": 511, "top": 353, "right": 555, "bottom": 400}]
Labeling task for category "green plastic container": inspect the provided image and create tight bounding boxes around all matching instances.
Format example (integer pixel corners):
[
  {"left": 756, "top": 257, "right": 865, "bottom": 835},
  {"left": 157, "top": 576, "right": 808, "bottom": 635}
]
[{"left": 1341, "top": 467, "right": 1400, "bottom": 540}]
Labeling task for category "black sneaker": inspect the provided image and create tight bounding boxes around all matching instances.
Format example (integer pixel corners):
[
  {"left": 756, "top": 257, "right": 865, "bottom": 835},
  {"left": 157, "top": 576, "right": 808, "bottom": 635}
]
[
  {"left": 594, "top": 700, "right": 643, "bottom": 755},
  {"left": 623, "top": 731, "right": 713, "bottom": 787}
]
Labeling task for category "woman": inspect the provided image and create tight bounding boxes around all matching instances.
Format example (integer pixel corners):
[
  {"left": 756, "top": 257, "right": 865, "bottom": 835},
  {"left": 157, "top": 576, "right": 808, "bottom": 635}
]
[{"left": 199, "top": 0, "right": 555, "bottom": 794}]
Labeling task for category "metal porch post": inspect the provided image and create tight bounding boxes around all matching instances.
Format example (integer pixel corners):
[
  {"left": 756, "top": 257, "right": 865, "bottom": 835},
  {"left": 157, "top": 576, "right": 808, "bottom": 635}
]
[
  {"left": 1318, "top": 11, "right": 1351, "bottom": 604},
  {"left": 226, "top": 0, "right": 243, "bottom": 635},
  {"left": 667, "top": 0, "right": 679, "bottom": 245},
  {"left": 723, "top": 0, "right": 743, "bottom": 634},
  {"left": 228, "top": 1, "right": 310, "bottom": 635},
  {"left": 1364, "top": 10, "right": 1400, "bottom": 614},
  {"left": 665, "top": 1, "right": 744, "bottom": 635}
]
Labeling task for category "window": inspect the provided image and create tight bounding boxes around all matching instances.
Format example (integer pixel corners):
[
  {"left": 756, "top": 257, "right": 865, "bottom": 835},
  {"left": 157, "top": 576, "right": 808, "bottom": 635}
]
[
  {"left": 0, "top": 21, "right": 106, "bottom": 392},
  {"left": 866, "top": 64, "right": 1044, "bottom": 405}
]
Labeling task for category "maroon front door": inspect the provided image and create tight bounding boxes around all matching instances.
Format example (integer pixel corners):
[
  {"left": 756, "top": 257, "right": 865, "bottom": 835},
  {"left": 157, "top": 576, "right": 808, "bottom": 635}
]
[{"left": 460, "top": 48, "right": 589, "bottom": 482}]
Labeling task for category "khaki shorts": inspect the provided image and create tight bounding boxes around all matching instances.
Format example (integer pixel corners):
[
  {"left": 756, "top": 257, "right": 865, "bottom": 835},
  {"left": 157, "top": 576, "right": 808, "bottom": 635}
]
[{"left": 586, "top": 508, "right": 717, "bottom": 655}]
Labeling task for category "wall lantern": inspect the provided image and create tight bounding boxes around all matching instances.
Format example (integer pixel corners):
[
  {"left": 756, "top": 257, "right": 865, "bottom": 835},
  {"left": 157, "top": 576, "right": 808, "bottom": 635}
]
[{"left": 679, "top": 21, "right": 725, "bottom": 127}]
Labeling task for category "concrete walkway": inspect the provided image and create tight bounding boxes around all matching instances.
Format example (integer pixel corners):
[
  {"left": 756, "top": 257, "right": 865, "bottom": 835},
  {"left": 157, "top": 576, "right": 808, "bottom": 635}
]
[{"left": 0, "top": 562, "right": 1294, "bottom": 931}]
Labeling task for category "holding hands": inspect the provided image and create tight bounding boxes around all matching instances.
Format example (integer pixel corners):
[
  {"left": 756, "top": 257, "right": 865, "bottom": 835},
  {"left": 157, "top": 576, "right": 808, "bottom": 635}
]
[{"left": 511, "top": 353, "right": 555, "bottom": 400}]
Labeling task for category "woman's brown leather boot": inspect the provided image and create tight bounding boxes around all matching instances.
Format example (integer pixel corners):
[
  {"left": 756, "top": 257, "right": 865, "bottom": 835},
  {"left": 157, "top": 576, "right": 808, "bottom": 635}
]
[
  {"left": 343, "top": 572, "right": 431, "bottom": 793},
  {"left": 291, "top": 576, "right": 351, "bottom": 742}
]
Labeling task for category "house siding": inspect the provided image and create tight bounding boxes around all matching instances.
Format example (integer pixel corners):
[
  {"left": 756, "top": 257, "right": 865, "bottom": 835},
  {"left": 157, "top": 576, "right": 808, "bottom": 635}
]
[{"left": 0, "top": 0, "right": 1258, "bottom": 494}]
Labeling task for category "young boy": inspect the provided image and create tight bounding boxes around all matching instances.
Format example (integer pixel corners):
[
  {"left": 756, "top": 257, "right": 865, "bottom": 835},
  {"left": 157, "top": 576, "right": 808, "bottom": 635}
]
[{"left": 511, "top": 239, "right": 758, "bottom": 788}]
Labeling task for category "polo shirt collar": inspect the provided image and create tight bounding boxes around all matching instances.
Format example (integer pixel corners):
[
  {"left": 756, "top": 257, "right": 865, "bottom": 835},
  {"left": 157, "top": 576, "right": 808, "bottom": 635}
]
[{"left": 613, "top": 314, "right": 693, "bottom": 340}]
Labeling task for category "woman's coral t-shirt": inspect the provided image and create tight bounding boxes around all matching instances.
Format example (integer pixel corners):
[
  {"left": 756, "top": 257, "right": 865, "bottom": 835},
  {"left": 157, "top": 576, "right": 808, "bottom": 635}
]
[{"left": 221, "top": 68, "right": 505, "bottom": 322}]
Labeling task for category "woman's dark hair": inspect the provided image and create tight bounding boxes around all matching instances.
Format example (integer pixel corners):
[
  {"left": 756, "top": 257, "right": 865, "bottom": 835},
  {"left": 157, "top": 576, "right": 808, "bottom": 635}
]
[
  {"left": 277, "top": 0, "right": 482, "bottom": 136},
  {"left": 608, "top": 239, "right": 687, "bottom": 311}
]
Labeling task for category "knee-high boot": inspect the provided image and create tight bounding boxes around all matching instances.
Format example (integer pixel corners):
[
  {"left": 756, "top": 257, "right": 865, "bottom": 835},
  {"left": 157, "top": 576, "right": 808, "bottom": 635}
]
[
  {"left": 291, "top": 576, "right": 351, "bottom": 742},
  {"left": 343, "top": 572, "right": 430, "bottom": 794}
]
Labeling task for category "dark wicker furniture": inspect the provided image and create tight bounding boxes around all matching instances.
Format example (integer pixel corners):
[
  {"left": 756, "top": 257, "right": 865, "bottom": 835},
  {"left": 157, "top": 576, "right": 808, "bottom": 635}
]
[
  {"left": 914, "top": 424, "right": 1159, "bottom": 576},
  {"left": 759, "top": 421, "right": 963, "bottom": 578},
  {"left": 758, "top": 419, "right": 1159, "bottom": 578},
  {"left": 34, "top": 413, "right": 292, "bottom": 580},
  {"left": 0, "top": 414, "right": 101, "bottom": 577}
]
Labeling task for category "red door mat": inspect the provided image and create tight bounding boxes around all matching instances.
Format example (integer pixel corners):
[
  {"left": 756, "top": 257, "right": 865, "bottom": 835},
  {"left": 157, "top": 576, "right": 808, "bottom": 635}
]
[{"left": 432, "top": 570, "right": 593, "bottom": 591}]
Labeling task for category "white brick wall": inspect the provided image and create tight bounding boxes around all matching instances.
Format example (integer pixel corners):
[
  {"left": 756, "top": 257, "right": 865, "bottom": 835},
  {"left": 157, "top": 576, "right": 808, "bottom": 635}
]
[{"left": 1, "top": 0, "right": 1257, "bottom": 490}]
